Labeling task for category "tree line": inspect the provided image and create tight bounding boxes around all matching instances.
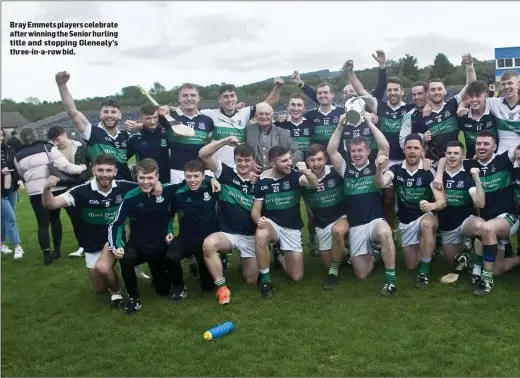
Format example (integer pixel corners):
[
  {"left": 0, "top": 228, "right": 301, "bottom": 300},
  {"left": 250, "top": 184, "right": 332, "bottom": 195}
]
[{"left": 2, "top": 53, "right": 496, "bottom": 123}]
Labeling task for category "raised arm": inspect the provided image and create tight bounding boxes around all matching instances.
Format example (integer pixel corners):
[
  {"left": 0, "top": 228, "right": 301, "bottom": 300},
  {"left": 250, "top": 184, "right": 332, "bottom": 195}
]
[
  {"left": 264, "top": 78, "right": 284, "bottom": 107},
  {"left": 296, "top": 162, "right": 319, "bottom": 189},
  {"left": 327, "top": 115, "right": 347, "bottom": 172},
  {"left": 469, "top": 168, "right": 485, "bottom": 208},
  {"left": 371, "top": 50, "right": 387, "bottom": 100},
  {"left": 457, "top": 54, "right": 477, "bottom": 100},
  {"left": 199, "top": 136, "right": 239, "bottom": 172},
  {"left": 292, "top": 71, "right": 319, "bottom": 104},
  {"left": 55, "top": 72, "right": 90, "bottom": 134},
  {"left": 343, "top": 60, "right": 376, "bottom": 112},
  {"left": 41, "top": 176, "right": 71, "bottom": 210}
]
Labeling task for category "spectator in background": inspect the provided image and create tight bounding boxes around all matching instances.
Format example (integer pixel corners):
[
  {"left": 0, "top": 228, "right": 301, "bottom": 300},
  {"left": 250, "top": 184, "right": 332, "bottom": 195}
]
[
  {"left": 47, "top": 125, "right": 90, "bottom": 258},
  {"left": 14, "top": 128, "right": 87, "bottom": 265},
  {"left": 245, "top": 102, "right": 303, "bottom": 173},
  {"left": 7, "top": 131, "right": 22, "bottom": 152},
  {"left": 1, "top": 130, "right": 25, "bottom": 259}
]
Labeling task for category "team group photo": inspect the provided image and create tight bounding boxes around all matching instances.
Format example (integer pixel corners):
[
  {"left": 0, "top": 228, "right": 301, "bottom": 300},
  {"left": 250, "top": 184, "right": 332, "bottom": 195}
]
[{"left": 2, "top": 1, "right": 520, "bottom": 376}]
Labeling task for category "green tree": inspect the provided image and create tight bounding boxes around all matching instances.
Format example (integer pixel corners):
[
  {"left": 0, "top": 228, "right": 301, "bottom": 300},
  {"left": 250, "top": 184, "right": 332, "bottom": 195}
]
[
  {"left": 399, "top": 54, "right": 420, "bottom": 82},
  {"left": 431, "top": 53, "right": 455, "bottom": 79}
]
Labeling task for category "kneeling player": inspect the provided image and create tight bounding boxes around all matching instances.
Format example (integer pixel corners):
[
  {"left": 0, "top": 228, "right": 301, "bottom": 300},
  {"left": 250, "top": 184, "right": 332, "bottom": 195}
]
[
  {"left": 109, "top": 159, "right": 179, "bottom": 314},
  {"left": 436, "top": 132, "right": 520, "bottom": 295},
  {"left": 165, "top": 160, "right": 221, "bottom": 299},
  {"left": 328, "top": 114, "right": 398, "bottom": 295},
  {"left": 436, "top": 142, "right": 486, "bottom": 276},
  {"left": 380, "top": 134, "right": 446, "bottom": 288},
  {"left": 42, "top": 155, "right": 143, "bottom": 307},
  {"left": 252, "top": 146, "right": 319, "bottom": 298},
  {"left": 301, "top": 144, "right": 349, "bottom": 289},
  {"left": 199, "top": 137, "right": 259, "bottom": 305}
]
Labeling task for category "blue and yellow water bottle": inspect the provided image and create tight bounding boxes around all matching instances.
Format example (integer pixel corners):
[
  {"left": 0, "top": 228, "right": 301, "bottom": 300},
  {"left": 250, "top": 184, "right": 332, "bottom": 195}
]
[{"left": 203, "top": 321, "right": 235, "bottom": 341}]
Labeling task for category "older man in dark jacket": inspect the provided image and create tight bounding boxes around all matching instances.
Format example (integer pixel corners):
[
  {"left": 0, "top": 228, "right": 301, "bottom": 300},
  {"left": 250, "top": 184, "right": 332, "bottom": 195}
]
[{"left": 245, "top": 102, "right": 303, "bottom": 173}]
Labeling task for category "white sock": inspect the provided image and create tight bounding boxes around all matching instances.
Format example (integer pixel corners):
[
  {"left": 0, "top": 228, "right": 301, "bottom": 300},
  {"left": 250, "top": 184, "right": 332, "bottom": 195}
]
[{"left": 473, "top": 265, "right": 482, "bottom": 276}]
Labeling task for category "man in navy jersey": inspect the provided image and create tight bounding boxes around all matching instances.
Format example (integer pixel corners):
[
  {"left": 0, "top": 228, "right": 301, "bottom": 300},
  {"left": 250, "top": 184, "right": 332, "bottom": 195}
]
[
  {"left": 126, "top": 105, "right": 170, "bottom": 183},
  {"left": 165, "top": 160, "right": 221, "bottom": 299},
  {"left": 328, "top": 114, "right": 398, "bottom": 295},
  {"left": 456, "top": 81, "right": 498, "bottom": 159},
  {"left": 435, "top": 132, "right": 520, "bottom": 295},
  {"left": 41, "top": 155, "right": 160, "bottom": 307},
  {"left": 199, "top": 137, "right": 258, "bottom": 305},
  {"left": 109, "top": 159, "right": 181, "bottom": 314},
  {"left": 55, "top": 71, "right": 133, "bottom": 181},
  {"left": 301, "top": 144, "right": 349, "bottom": 289},
  {"left": 252, "top": 146, "right": 319, "bottom": 298},
  {"left": 380, "top": 134, "right": 446, "bottom": 288},
  {"left": 156, "top": 83, "right": 215, "bottom": 184},
  {"left": 399, "top": 54, "right": 476, "bottom": 161},
  {"left": 435, "top": 142, "right": 486, "bottom": 277}
]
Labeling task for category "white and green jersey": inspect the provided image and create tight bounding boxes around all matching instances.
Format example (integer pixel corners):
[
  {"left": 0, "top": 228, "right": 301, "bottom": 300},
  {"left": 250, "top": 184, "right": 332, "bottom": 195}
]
[
  {"left": 487, "top": 97, "right": 520, "bottom": 154},
  {"left": 200, "top": 106, "right": 256, "bottom": 167}
]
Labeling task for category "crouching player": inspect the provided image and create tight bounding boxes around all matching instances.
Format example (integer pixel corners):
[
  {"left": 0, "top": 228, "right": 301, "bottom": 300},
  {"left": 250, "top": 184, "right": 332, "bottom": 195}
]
[
  {"left": 436, "top": 142, "right": 486, "bottom": 279},
  {"left": 108, "top": 159, "right": 179, "bottom": 314},
  {"left": 301, "top": 144, "right": 349, "bottom": 289},
  {"left": 252, "top": 146, "right": 319, "bottom": 298},
  {"left": 42, "top": 155, "right": 143, "bottom": 307},
  {"left": 199, "top": 136, "right": 259, "bottom": 305},
  {"left": 328, "top": 113, "right": 398, "bottom": 295}
]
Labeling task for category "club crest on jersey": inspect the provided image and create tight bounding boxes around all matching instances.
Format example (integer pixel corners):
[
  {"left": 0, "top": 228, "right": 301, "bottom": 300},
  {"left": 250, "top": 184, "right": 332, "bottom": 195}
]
[
  {"left": 333, "top": 117, "right": 339, "bottom": 123},
  {"left": 161, "top": 139, "right": 167, "bottom": 147},
  {"left": 363, "top": 168, "right": 370, "bottom": 175},
  {"left": 509, "top": 114, "right": 515, "bottom": 120},
  {"left": 363, "top": 128, "right": 370, "bottom": 135},
  {"left": 444, "top": 110, "right": 451, "bottom": 118},
  {"left": 115, "top": 194, "right": 122, "bottom": 204},
  {"left": 283, "top": 181, "right": 290, "bottom": 190},
  {"left": 156, "top": 196, "right": 164, "bottom": 203},
  {"left": 327, "top": 179, "right": 336, "bottom": 188},
  {"left": 457, "top": 181, "right": 464, "bottom": 188},
  {"left": 416, "top": 178, "right": 422, "bottom": 186},
  {"left": 491, "top": 166, "right": 496, "bottom": 173},
  {"left": 303, "top": 129, "right": 310, "bottom": 135},
  {"left": 198, "top": 123, "right": 206, "bottom": 130},
  {"left": 238, "top": 120, "right": 242, "bottom": 127},
  {"left": 203, "top": 192, "right": 211, "bottom": 201},
  {"left": 121, "top": 142, "right": 127, "bottom": 148}
]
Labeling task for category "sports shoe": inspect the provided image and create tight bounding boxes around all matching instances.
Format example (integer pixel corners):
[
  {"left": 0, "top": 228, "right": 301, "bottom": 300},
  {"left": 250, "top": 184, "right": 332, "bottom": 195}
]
[
  {"left": 110, "top": 293, "right": 124, "bottom": 308},
  {"left": 259, "top": 281, "right": 274, "bottom": 298},
  {"left": 69, "top": 247, "right": 84, "bottom": 257},
  {"left": 172, "top": 286, "right": 187, "bottom": 302},
  {"left": 13, "top": 246, "right": 24, "bottom": 259},
  {"left": 1, "top": 245, "right": 12, "bottom": 254},
  {"left": 380, "top": 283, "right": 397, "bottom": 296},
  {"left": 124, "top": 298, "right": 142, "bottom": 315},
  {"left": 216, "top": 286, "right": 231, "bottom": 305},
  {"left": 471, "top": 274, "right": 482, "bottom": 292},
  {"left": 43, "top": 249, "right": 53, "bottom": 266},
  {"left": 454, "top": 252, "right": 469, "bottom": 271},
  {"left": 135, "top": 265, "right": 150, "bottom": 280},
  {"left": 323, "top": 274, "right": 339, "bottom": 290},
  {"left": 474, "top": 279, "right": 493, "bottom": 296},
  {"left": 414, "top": 272, "right": 429, "bottom": 289},
  {"left": 220, "top": 253, "right": 229, "bottom": 271},
  {"left": 52, "top": 245, "right": 61, "bottom": 260}
]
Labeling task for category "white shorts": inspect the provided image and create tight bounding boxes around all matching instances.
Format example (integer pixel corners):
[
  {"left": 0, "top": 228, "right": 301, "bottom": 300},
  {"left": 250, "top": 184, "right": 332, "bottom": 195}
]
[
  {"left": 348, "top": 218, "right": 385, "bottom": 258},
  {"left": 85, "top": 251, "right": 101, "bottom": 269},
  {"left": 384, "top": 160, "right": 404, "bottom": 188},
  {"left": 316, "top": 215, "right": 347, "bottom": 251},
  {"left": 441, "top": 215, "right": 475, "bottom": 245},
  {"left": 266, "top": 218, "right": 302, "bottom": 252},
  {"left": 398, "top": 212, "right": 436, "bottom": 247},
  {"left": 496, "top": 213, "right": 520, "bottom": 246},
  {"left": 221, "top": 232, "right": 256, "bottom": 258},
  {"left": 170, "top": 169, "right": 214, "bottom": 184}
]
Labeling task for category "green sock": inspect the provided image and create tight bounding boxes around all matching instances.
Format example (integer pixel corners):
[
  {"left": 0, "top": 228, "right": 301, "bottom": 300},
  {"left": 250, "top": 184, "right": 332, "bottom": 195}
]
[
  {"left": 260, "top": 271, "right": 271, "bottom": 284},
  {"left": 482, "top": 268, "right": 493, "bottom": 283},
  {"left": 419, "top": 258, "right": 431, "bottom": 275},
  {"left": 214, "top": 278, "right": 226, "bottom": 288},
  {"left": 385, "top": 269, "right": 396, "bottom": 286},
  {"left": 328, "top": 261, "right": 340, "bottom": 276},
  {"left": 473, "top": 254, "right": 483, "bottom": 266}
]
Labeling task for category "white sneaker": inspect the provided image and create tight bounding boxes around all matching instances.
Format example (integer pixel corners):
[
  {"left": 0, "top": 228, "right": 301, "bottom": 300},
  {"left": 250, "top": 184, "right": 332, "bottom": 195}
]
[
  {"left": 69, "top": 247, "right": 84, "bottom": 257},
  {"left": 14, "top": 246, "right": 24, "bottom": 259},
  {"left": 1, "top": 245, "right": 12, "bottom": 254},
  {"left": 135, "top": 265, "right": 150, "bottom": 280}
]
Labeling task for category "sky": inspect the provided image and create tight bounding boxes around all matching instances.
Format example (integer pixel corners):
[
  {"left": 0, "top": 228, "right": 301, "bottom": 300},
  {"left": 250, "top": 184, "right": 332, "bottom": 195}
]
[{"left": 1, "top": 1, "right": 519, "bottom": 103}]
